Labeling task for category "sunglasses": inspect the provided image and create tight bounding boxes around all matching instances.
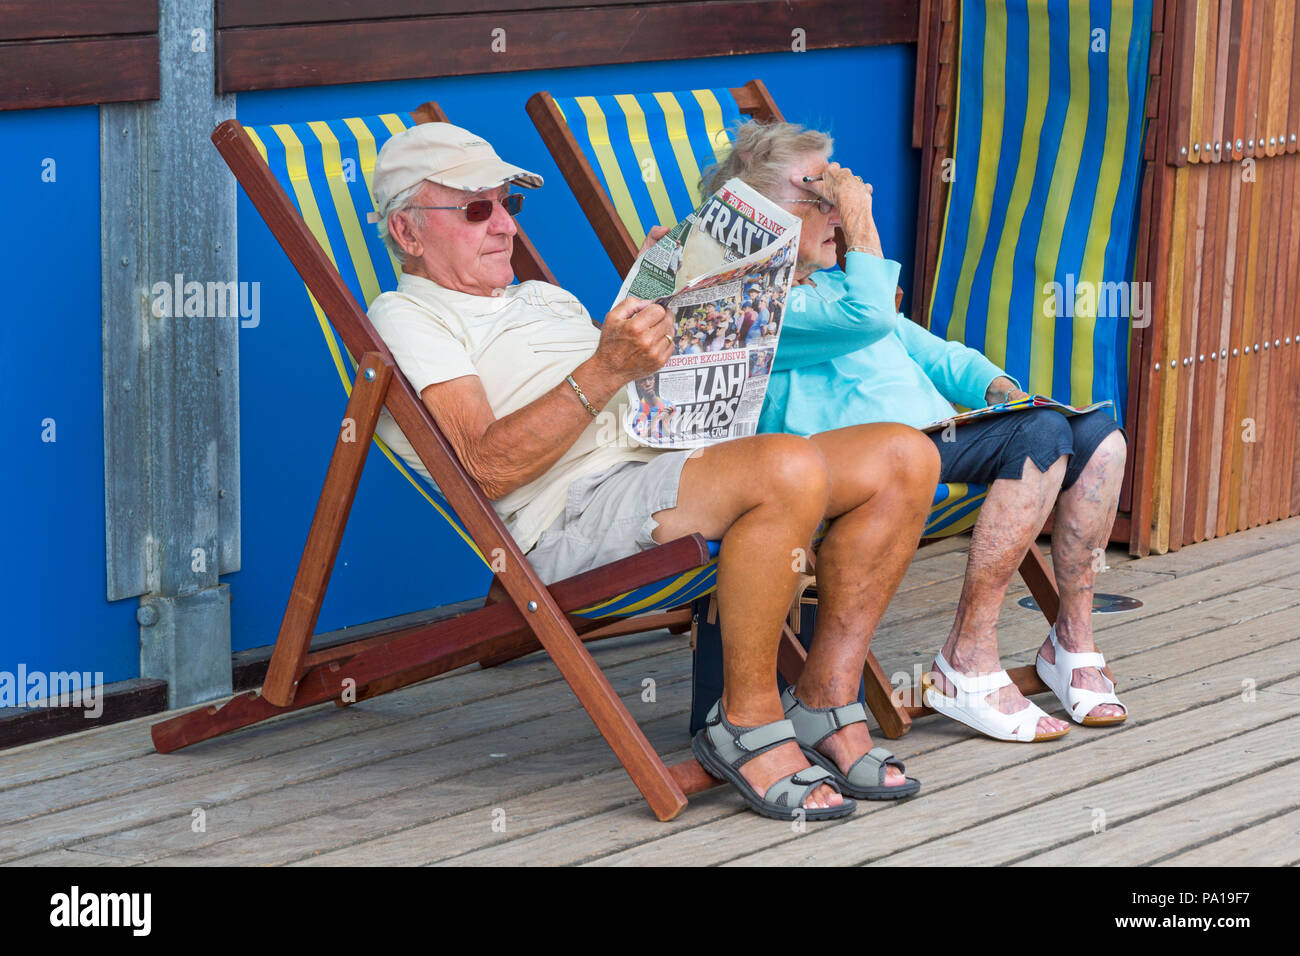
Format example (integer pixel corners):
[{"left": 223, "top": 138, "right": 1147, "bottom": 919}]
[{"left": 410, "top": 193, "right": 524, "bottom": 222}]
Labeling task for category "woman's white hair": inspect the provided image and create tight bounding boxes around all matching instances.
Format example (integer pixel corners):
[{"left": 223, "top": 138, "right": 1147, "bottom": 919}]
[
  {"left": 699, "top": 120, "right": 834, "bottom": 199},
  {"left": 377, "top": 181, "right": 428, "bottom": 265}
]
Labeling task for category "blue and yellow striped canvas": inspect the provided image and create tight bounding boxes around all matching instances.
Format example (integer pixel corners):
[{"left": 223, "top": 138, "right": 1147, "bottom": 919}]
[
  {"left": 929, "top": 0, "right": 1152, "bottom": 419},
  {"left": 243, "top": 112, "right": 725, "bottom": 615},
  {"left": 552, "top": 88, "right": 742, "bottom": 247}
]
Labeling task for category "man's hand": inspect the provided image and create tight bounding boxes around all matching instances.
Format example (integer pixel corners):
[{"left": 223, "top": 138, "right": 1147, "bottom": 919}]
[
  {"left": 590, "top": 297, "right": 675, "bottom": 385},
  {"left": 796, "top": 162, "right": 883, "bottom": 256},
  {"left": 985, "top": 376, "right": 1030, "bottom": 406},
  {"left": 638, "top": 225, "right": 671, "bottom": 257}
]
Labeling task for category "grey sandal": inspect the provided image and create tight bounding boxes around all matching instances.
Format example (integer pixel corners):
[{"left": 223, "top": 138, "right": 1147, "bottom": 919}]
[
  {"left": 691, "top": 699, "right": 856, "bottom": 821},
  {"left": 781, "top": 686, "right": 921, "bottom": 800}
]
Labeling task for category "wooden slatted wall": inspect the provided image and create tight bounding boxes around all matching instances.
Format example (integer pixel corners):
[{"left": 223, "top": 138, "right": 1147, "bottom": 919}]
[{"left": 1146, "top": 0, "right": 1300, "bottom": 552}]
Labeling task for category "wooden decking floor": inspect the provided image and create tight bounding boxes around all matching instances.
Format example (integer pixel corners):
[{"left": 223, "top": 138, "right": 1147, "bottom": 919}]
[{"left": 4, "top": 519, "right": 1299, "bottom": 866}]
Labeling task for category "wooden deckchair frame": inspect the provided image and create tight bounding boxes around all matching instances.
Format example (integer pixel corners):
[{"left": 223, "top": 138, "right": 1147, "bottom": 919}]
[
  {"left": 149, "top": 101, "right": 726, "bottom": 821},
  {"left": 527, "top": 79, "right": 1065, "bottom": 737}
]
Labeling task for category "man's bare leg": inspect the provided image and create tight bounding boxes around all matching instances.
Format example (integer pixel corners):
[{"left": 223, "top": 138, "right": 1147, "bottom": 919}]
[
  {"left": 651, "top": 433, "right": 840, "bottom": 809},
  {"left": 794, "top": 423, "right": 939, "bottom": 785},
  {"left": 929, "top": 454, "right": 1071, "bottom": 736},
  {"left": 1038, "top": 431, "right": 1127, "bottom": 719}
]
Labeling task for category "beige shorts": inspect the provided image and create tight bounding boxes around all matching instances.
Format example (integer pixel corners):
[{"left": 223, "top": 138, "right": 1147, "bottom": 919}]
[{"left": 525, "top": 450, "right": 694, "bottom": 584}]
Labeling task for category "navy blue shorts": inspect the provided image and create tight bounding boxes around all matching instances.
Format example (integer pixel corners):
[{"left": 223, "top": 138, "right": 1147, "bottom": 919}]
[{"left": 928, "top": 407, "right": 1123, "bottom": 491}]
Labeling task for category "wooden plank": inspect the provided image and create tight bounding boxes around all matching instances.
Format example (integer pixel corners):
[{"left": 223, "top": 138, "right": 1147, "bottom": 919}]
[
  {"left": 0, "top": 0, "right": 156, "bottom": 40},
  {"left": 0, "top": 656, "right": 695, "bottom": 861},
  {"left": 1230, "top": 142, "right": 1264, "bottom": 530},
  {"left": 219, "top": 0, "right": 699, "bottom": 27},
  {"left": 482, "top": 642, "right": 1300, "bottom": 866},
  {"left": 0, "top": 35, "right": 158, "bottom": 111},
  {"left": 1281, "top": 158, "right": 1300, "bottom": 518},
  {"left": 1183, "top": 161, "right": 1223, "bottom": 542},
  {"left": 217, "top": 0, "right": 921, "bottom": 93},
  {"left": 0, "top": 679, "right": 168, "bottom": 752},
  {"left": 1168, "top": 0, "right": 1200, "bottom": 165},
  {"left": 1242, "top": 0, "right": 1266, "bottom": 158},
  {"left": 30, "top": 546, "right": 1300, "bottom": 868},
  {"left": 9, "top": 523, "right": 1300, "bottom": 865},
  {"left": 1225, "top": 0, "right": 1245, "bottom": 161},
  {"left": 1291, "top": 1, "right": 1300, "bottom": 154},
  {"left": 721, "top": 666, "right": 1300, "bottom": 867},
  {"left": 262, "top": 355, "right": 392, "bottom": 705},
  {"left": 1211, "top": 0, "right": 1232, "bottom": 164},
  {"left": 1021, "top": 760, "right": 1300, "bottom": 865},
  {"left": 1263, "top": 155, "right": 1295, "bottom": 523},
  {"left": 1, "top": 631, "right": 685, "bottom": 802},
  {"left": 1266, "top": 0, "right": 1294, "bottom": 155},
  {"left": 1157, "top": 807, "right": 1300, "bottom": 865}
]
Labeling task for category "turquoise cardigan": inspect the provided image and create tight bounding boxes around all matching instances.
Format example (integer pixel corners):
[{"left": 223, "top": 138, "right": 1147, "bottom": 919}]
[{"left": 758, "top": 252, "right": 1013, "bottom": 436}]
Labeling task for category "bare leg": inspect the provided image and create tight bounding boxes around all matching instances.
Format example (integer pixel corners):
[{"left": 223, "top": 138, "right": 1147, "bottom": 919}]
[
  {"left": 651, "top": 433, "right": 840, "bottom": 809},
  {"left": 794, "top": 423, "right": 939, "bottom": 784},
  {"left": 929, "top": 454, "right": 1071, "bottom": 736},
  {"left": 1039, "top": 431, "right": 1127, "bottom": 718}
]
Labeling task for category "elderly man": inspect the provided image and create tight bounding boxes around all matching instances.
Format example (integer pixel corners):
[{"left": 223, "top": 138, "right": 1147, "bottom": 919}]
[
  {"left": 364, "top": 122, "right": 941, "bottom": 820},
  {"left": 700, "top": 120, "right": 1129, "bottom": 742}
]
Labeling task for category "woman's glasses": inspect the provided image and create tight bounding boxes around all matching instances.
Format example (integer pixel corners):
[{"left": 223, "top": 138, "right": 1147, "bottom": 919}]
[
  {"left": 411, "top": 193, "right": 524, "bottom": 222},
  {"left": 781, "top": 197, "right": 835, "bottom": 215}
]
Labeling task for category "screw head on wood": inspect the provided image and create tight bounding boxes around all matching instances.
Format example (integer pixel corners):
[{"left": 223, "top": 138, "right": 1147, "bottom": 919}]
[
  {"left": 363, "top": 368, "right": 376, "bottom": 381},
  {"left": 527, "top": 600, "right": 538, "bottom": 612},
  {"left": 1249, "top": 139, "right": 1255, "bottom": 148},
  {"left": 1154, "top": 362, "right": 1161, "bottom": 370},
  {"left": 1236, "top": 139, "right": 1243, "bottom": 150},
  {"left": 1192, "top": 143, "right": 1200, "bottom": 154}
]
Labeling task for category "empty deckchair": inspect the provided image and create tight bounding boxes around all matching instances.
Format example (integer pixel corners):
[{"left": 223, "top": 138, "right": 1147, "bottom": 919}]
[
  {"left": 149, "top": 100, "right": 740, "bottom": 820},
  {"left": 528, "top": 79, "right": 1065, "bottom": 736}
]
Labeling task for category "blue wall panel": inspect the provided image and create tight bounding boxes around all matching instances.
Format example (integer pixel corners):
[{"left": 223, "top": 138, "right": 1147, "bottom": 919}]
[{"left": 0, "top": 106, "right": 140, "bottom": 693}]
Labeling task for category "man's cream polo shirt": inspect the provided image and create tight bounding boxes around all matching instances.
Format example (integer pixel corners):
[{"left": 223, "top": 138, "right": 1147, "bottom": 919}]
[{"left": 368, "top": 272, "right": 660, "bottom": 553}]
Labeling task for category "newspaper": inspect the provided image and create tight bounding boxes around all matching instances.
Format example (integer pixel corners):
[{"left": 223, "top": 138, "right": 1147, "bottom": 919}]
[
  {"left": 921, "top": 396, "right": 1115, "bottom": 433},
  {"left": 615, "top": 179, "right": 801, "bottom": 449}
]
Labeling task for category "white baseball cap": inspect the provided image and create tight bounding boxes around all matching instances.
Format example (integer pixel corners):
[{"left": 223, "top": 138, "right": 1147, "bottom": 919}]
[{"left": 371, "top": 122, "right": 543, "bottom": 219}]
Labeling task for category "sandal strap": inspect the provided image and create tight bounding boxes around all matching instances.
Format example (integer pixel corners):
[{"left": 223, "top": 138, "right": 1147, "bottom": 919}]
[
  {"left": 763, "top": 764, "right": 838, "bottom": 811},
  {"left": 843, "top": 747, "right": 904, "bottom": 788},
  {"left": 1062, "top": 686, "right": 1126, "bottom": 721},
  {"left": 703, "top": 701, "right": 796, "bottom": 768},
  {"left": 1045, "top": 625, "right": 1110, "bottom": 673},
  {"left": 781, "top": 686, "right": 869, "bottom": 748},
  {"left": 933, "top": 651, "right": 1013, "bottom": 698}
]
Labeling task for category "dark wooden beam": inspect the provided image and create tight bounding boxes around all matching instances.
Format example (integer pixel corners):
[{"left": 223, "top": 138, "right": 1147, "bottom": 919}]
[
  {"left": 0, "top": 36, "right": 159, "bottom": 111},
  {"left": 0, "top": 0, "right": 157, "bottom": 41},
  {"left": 218, "top": 0, "right": 920, "bottom": 93},
  {"left": 0, "top": 679, "right": 168, "bottom": 751}
]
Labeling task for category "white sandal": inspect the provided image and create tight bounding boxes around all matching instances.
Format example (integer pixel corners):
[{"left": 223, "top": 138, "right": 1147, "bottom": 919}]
[
  {"left": 922, "top": 651, "right": 1067, "bottom": 742},
  {"left": 1035, "top": 625, "right": 1128, "bottom": 726}
]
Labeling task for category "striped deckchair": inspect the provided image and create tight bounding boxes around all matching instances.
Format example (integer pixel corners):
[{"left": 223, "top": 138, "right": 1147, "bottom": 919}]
[
  {"left": 149, "top": 101, "right": 744, "bottom": 822},
  {"left": 929, "top": 0, "right": 1153, "bottom": 424},
  {"left": 529, "top": 79, "right": 1066, "bottom": 735}
]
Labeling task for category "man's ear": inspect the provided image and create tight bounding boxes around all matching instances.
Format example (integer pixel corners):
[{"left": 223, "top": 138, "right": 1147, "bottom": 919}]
[{"left": 389, "top": 210, "right": 422, "bottom": 259}]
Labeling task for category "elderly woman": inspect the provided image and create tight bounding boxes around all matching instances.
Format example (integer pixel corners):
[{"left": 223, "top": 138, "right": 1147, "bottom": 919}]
[
  {"left": 364, "top": 122, "right": 940, "bottom": 820},
  {"left": 701, "top": 122, "right": 1128, "bottom": 742}
]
